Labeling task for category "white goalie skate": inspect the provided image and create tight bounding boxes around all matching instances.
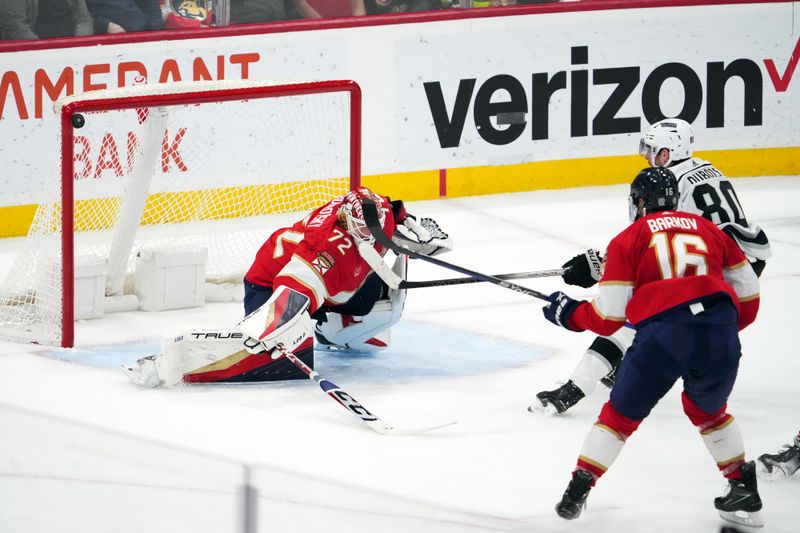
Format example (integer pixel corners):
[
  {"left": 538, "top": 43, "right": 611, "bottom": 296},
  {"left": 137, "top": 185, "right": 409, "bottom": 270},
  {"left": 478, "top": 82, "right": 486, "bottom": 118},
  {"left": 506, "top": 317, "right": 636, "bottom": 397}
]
[{"left": 122, "top": 355, "right": 163, "bottom": 388}]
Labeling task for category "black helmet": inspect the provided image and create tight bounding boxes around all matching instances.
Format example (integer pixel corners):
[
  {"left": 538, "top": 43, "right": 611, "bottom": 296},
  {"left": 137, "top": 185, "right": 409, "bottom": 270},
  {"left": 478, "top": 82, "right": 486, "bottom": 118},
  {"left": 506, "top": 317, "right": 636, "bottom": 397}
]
[{"left": 629, "top": 167, "right": 679, "bottom": 221}]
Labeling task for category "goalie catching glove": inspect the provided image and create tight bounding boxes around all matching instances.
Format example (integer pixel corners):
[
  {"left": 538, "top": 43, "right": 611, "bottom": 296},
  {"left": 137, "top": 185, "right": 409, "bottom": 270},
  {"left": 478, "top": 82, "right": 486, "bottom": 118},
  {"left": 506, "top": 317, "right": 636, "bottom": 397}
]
[
  {"left": 237, "top": 286, "right": 313, "bottom": 358},
  {"left": 388, "top": 198, "right": 452, "bottom": 257},
  {"left": 561, "top": 248, "right": 604, "bottom": 288},
  {"left": 394, "top": 215, "right": 453, "bottom": 257}
]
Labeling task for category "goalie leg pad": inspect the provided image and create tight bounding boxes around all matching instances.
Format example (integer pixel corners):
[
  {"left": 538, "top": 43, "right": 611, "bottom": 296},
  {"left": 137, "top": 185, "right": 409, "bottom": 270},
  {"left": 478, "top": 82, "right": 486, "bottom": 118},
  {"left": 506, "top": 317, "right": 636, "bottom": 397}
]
[
  {"left": 316, "top": 256, "right": 407, "bottom": 352},
  {"left": 124, "top": 329, "right": 251, "bottom": 387},
  {"left": 124, "top": 329, "right": 316, "bottom": 386},
  {"left": 185, "top": 339, "right": 314, "bottom": 383}
]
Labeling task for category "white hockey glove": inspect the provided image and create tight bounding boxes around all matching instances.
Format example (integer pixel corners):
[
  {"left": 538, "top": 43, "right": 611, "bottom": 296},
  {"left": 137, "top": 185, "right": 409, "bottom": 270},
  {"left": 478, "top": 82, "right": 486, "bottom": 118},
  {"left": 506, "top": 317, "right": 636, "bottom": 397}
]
[
  {"left": 394, "top": 216, "right": 453, "bottom": 257},
  {"left": 561, "top": 249, "right": 604, "bottom": 288},
  {"left": 237, "top": 286, "right": 313, "bottom": 358}
]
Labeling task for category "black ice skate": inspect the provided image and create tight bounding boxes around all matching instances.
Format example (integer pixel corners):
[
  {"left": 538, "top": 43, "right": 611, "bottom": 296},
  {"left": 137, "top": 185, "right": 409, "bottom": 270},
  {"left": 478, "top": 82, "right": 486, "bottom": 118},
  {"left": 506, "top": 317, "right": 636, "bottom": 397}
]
[
  {"left": 530, "top": 380, "right": 585, "bottom": 415},
  {"left": 714, "top": 461, "right": 764, "bottom": 528},
  {"left": 555, "top": 469, "right": 593, "bottom": 520},
  {"left": 756, "top": 437, "right": 800, "bottom": 480}
]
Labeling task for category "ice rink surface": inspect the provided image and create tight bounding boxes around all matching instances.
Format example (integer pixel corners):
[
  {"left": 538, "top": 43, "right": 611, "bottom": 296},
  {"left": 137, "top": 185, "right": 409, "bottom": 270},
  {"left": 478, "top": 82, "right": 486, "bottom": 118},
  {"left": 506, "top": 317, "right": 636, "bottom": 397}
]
[{"left": 0, "top": 176, "right": 798, "bottom": 533}]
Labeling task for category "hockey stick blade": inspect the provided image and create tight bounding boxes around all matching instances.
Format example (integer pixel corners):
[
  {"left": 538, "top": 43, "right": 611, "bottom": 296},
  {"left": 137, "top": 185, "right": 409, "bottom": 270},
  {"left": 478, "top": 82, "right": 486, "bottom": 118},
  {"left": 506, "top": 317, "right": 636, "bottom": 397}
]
[
  {"left": 363, "top": 199, "right": 550, "bottom": 301},
  {"left": 276, "top": 345, "right": 453, "bottom": 435},
  {"left": 375, "top": 420, "right": 458, "bottom": 436},
  {"left": 401, "top": 268, "right": 566, "bottom": 289}
]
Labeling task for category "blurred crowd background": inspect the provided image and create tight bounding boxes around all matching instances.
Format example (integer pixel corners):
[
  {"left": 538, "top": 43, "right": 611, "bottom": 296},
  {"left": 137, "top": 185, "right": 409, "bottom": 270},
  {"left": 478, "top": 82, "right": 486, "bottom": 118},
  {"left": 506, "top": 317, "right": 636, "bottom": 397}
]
[{"left": 0, "top": 0, "right": 574, "bottom": 40}]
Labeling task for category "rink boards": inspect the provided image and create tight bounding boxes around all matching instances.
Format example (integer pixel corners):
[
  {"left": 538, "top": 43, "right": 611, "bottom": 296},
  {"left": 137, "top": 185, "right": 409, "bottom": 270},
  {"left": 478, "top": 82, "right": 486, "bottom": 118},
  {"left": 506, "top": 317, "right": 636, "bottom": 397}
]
[{"left": 0, "top": 0, "right": 798, "bottom": 237}]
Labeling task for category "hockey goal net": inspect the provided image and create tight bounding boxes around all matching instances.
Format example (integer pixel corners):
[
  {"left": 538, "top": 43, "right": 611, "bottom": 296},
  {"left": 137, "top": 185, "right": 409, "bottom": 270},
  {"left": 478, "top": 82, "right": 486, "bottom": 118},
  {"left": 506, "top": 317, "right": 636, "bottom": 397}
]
[{"left": 0, "top": 80, "right": 361, "bottom": 347}]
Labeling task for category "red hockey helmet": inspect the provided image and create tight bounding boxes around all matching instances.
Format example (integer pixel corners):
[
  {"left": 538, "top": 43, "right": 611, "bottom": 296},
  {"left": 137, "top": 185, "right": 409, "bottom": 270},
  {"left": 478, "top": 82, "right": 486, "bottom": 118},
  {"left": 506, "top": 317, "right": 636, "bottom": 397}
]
[{"left": 338, "top": 187, "right": 386, "bottom": 243}]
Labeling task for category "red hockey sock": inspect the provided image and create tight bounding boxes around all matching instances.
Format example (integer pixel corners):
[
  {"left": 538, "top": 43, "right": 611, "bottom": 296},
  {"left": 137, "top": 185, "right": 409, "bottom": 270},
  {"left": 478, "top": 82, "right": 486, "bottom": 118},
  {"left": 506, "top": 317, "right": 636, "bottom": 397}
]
[
  {"left": 682, "top": 392, "right": 744, "bottom": 480},
  {"left": 575, "top": 402, "right": 644, "bottom": 484}
]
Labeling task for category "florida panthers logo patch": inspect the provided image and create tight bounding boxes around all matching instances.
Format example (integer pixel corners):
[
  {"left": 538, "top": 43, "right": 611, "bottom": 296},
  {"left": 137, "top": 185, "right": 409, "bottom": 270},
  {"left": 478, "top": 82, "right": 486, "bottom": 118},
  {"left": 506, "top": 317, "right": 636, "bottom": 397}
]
[{"left": 312, "top": 252, "right": 335, "bottom": 275}]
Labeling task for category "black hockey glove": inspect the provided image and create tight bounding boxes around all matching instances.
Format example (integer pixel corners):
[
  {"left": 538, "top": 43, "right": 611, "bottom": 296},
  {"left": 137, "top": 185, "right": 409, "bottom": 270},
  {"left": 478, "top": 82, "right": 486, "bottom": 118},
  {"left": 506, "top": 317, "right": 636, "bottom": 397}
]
[
  {"left": 542, "top": 291, "right": 584, "bottom": 331},
  {"left": 389, "top": 199, "right": 407, "bottom": 222},
  {"left": 561, "top": 249, "right": 603, "bottom": 288}
]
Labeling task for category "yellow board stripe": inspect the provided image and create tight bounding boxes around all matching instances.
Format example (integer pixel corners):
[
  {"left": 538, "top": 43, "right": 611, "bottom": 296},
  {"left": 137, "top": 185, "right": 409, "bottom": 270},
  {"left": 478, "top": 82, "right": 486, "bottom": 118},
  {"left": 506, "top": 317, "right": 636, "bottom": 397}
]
[
  {"left": 362, "top": 168, "right": 442, "bottom": 201},
  {"left": 1, "top": 147, "right": 797, "bottom": 238},
  {"left": 0, "top": 204, "right": 38, "bottom": 237},
  {"left": 1, "top": 178, "right": 350, "bottom": 237}
]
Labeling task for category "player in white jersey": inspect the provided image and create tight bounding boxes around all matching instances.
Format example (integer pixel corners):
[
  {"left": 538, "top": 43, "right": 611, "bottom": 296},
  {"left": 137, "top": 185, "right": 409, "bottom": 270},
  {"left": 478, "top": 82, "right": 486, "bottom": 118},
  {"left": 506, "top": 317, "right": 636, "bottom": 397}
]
[{"left": 531, "top": 118, "right": 771, "bottom": 415}]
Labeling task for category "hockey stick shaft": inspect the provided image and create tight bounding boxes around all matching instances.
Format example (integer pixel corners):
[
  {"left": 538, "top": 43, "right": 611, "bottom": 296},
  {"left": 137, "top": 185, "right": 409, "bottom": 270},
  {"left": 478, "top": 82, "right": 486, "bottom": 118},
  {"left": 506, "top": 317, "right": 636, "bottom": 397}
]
[
  {"left": 275, "top": 345, "right": 395, "bottom": 434},
  {"left": 363, "top": 199, "right": 550, "bottom": 301},
  {"left": 401, "top": 268, "right": 566, "bottom": 289}
]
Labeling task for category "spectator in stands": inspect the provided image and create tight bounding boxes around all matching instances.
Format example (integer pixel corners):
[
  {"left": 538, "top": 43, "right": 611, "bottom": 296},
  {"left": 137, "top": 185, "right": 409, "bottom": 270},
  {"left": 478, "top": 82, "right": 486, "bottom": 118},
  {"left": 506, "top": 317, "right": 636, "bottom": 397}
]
[
  {"left": 86, "top": 0, "right": 164, "bottom": 33},
  {"left": 291, "top": 0, "right": 364, "bottom": 18},
  {"left": 229, "top": 0, "right": 287, "bottom": 24},
  {"left": 365, "top": 0, "right": 441, "bottom": 14},
  {"left": 0, "top": 0, "right": 94, "bottom": 40}
]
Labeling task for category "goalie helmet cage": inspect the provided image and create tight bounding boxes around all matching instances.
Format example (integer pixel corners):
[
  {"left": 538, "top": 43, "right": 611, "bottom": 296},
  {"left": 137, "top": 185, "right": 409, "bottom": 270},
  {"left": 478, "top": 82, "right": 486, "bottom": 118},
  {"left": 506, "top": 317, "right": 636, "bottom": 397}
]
[{"left": 0, "top": 80, "right": 362, "bottom": 348}]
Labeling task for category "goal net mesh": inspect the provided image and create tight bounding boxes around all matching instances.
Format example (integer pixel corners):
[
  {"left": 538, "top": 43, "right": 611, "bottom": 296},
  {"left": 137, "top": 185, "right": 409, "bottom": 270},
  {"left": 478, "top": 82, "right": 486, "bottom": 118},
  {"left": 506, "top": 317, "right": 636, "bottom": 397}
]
[{"left": 0, "top": 80, "right": 357, "bottom": 346}]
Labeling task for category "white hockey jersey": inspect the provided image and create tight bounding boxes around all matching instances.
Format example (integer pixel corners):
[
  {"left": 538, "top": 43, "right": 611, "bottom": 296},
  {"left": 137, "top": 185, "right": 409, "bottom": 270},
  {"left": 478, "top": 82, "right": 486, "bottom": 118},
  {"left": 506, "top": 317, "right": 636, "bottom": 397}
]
[{"left": 671, "top": 157, "right": 771, "bottom": 262}]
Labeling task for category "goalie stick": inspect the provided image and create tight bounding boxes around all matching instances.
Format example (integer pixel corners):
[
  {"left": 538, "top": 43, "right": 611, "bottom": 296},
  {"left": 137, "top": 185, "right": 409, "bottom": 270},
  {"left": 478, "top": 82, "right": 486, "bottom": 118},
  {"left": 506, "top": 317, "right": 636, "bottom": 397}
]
[
  {"left": 274, "top": 345, "right": 455, "bottom": 436},
  {"left": 400, "top": 268, "right": 567, "bottom": 289},
  {"left": 362, "top": 199, "right": 550, "bottom": 302}
]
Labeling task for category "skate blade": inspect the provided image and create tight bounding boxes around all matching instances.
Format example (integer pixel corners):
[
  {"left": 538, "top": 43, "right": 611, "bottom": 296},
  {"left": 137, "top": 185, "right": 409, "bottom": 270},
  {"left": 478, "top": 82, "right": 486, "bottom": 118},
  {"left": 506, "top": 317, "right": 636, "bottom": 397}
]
[
  {"left": 527, "top": 402, "right": 559, "bottom": 416},
  {"left": 554, "top": 501, "right": 586, "bottom": 520},
  {"left": 718, "top": 509, "right": 764, "bottom": 528}
]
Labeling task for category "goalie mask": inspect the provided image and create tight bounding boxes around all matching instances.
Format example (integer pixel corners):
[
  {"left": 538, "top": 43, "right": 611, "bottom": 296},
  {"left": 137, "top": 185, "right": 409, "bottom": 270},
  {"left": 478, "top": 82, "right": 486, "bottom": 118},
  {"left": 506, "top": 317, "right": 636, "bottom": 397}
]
[
  {"left": 339, "top": 188, "right": 386, "bottom": 244},
  {"left": 639, "top": 118, "right": 694, "bottom": 167},
  {"left": 628, "top": 167, "right": 679, "bottom": 221}
]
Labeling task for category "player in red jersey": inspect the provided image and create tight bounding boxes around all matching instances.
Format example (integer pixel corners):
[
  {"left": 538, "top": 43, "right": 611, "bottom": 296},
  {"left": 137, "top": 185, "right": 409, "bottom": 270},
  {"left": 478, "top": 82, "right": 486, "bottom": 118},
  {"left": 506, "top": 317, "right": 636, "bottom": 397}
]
[
  {"left": 123, "top": 187, "right": 452, "bottom": 387},
  {"left": 542, "top": 167, "right": 763, "bottom": 528}
]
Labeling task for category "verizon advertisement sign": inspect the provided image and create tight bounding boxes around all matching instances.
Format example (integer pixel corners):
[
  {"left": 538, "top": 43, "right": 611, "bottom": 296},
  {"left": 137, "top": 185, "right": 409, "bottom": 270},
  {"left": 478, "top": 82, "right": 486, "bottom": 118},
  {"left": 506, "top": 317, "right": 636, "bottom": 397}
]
[
  {"left": 425, "top": 44, "right": 773, "bottom": 146},
  {"left": 0, "top": 2, "right": 797, "bottom": 207}
]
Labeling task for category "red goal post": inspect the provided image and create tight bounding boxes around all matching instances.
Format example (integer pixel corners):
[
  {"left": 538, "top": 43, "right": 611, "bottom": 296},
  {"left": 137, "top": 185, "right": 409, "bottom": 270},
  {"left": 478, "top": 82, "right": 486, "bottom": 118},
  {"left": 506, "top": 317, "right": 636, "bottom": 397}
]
[{"left": 0, "top": 80, "right": 362, "bottom": 348}]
